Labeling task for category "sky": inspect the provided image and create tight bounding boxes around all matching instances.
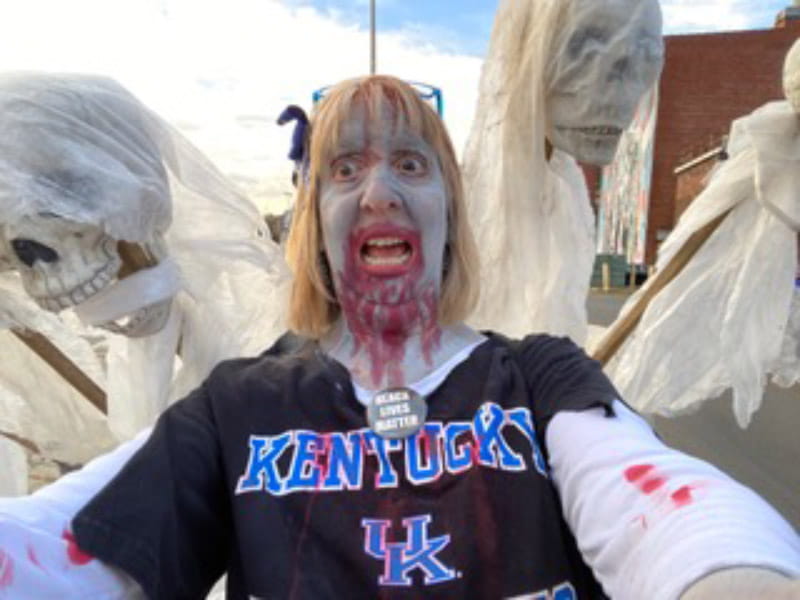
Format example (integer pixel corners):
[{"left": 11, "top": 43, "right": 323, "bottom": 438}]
[{"left": 0, "top": 0, "right": 793, "bottom": 213}]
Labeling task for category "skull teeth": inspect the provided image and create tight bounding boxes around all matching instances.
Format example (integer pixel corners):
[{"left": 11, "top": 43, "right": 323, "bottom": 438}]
[
  {"left": 561, "top": 125, "right": 623, "bottom": 135},
  {"left": 33, "top": 257, "right": 120, "bottom": 313}
]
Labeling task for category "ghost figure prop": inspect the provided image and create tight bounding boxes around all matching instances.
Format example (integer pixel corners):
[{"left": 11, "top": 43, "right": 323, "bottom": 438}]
[
  {"left": 546, "top": 0, "right": 664, "bottom": 165},
  {"left": 0, "top": 74, "right": 290, "bottom": 467},
  {"left": 0, "top": 75, "right": 175, "bottom": 337},
  {"left": 598, "top": 39, "right": 800, "bottom": 427},
  {"left": 462, "top": 0, "right": 663, "bottom": 343}
]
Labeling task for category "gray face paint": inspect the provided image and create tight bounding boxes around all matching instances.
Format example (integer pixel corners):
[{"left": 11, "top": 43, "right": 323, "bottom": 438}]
[
  {"left": 316, "top": 98, "right": 451, "bottom": 389},
  {"left": 317, "top": 100, "right": 449, "bottom": 306},
  {"left": 546, "top": 0, "right": 665, "bottom": 165},
  {"left": 784, "top": 39, "right": 800, "bottom": 115}
]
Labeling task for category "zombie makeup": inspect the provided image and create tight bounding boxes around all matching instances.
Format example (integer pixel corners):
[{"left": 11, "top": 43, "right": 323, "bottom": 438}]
[
  {"left": 318, "top": 99, "right": 448, "bottom": 386},
  {"left": 546, "top": 0, "right": 664, "bottom": 165}
]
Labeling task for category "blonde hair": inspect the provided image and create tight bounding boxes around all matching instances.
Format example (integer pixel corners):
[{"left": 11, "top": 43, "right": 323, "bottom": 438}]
[{"left": 285, "top": 75, "right": 479, "bottom": 338}]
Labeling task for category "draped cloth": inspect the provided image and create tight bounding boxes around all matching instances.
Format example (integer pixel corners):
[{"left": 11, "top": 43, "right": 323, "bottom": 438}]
[
  {"left": 462, "top": 0, "right": 595, "bottom": 344},
  {"left": 598, "top": 101, "right": 800, "bottom": 427},
  {"left": 0, "top": 74, "right": 290, "bottom": 490}
]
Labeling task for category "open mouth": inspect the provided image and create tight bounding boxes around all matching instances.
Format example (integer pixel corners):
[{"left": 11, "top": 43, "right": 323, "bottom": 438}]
[
  {"left": 361, "top": 237, "right": 413, "bottom": 266},
  {"left": 350, "top": 225, "right": 421, "bottom": 279}
]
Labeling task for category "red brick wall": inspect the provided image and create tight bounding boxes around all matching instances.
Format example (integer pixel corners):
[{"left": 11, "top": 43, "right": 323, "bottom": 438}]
[
  {"left": 580, "top": 164, "right": 603, "bottom": 213},
  {"left": 646, "top": 20, "right": 800, "bottom": 262},
  {"left": 674, "top": 156, "right": 721, "bottom": 219}
]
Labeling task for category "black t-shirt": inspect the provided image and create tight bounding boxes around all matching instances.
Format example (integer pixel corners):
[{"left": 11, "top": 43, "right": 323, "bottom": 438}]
[{"left": 73, "top": 333, "right": 619, "bottom": 599}]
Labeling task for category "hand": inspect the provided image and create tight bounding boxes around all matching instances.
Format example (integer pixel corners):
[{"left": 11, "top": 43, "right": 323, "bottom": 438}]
[{"left": 681, "top": 567, "right": 799, "bottom": 599}]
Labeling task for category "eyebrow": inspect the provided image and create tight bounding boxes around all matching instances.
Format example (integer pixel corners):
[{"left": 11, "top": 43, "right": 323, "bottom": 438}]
[{"left": 331, "top": 126, "right": 430, "bottom": 158}]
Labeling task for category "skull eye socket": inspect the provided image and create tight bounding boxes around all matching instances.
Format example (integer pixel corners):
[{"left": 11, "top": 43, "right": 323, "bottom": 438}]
[
  {"left": 10, "top": 238, "right": 60, "bottom": 267},
  {"left": 566, "top": 26, "right": 608, "bottom": 59}
]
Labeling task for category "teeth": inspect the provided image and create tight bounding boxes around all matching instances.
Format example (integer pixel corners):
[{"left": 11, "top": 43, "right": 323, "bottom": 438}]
[
  {"left": 559, "top": 125, "right": 622, "bottom": 135},
  {"left": 365, "top": 237, "right": 404, "bottom": 247},
  {"left": 582, "top": 126, "right": 621, "bottom": 135},
  {"left": 71, "top": 287, "right": 88, "bottom": 305},
  {"left": 31, "top": 259, "right": 120, "bottom": 312},
  {"left": 363, "top": 253, "right": 410, "bottom": 266}
]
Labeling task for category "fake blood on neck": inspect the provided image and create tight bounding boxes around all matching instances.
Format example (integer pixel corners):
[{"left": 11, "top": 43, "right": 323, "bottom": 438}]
[{"left": 338, "top": 225, "right": 442, "bottom": 387}]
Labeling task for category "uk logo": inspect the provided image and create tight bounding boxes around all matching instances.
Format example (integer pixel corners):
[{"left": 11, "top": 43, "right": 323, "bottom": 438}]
[{"left": 362, "top": 514, "right": 458, "bottom": 586}]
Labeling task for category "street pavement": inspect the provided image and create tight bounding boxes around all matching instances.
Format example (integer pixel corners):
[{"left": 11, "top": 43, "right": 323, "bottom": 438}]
[{"left": 587, "top": 289, "right": 800, "bottom": 529}]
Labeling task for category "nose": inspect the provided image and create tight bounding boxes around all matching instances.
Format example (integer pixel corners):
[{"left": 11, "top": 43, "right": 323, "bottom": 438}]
[
  {"left": 11, "top": 238, "right": 59, "bottom": 267},
  {"left": 608, "top": 56, "right": 632, "bottom": 82},
  {"left": 360, "top": 168, "right": 401, "bottom": 215}
]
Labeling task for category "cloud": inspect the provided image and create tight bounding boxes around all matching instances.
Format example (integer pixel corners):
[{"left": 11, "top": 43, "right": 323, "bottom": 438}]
[
  {"left": 660, "top": 0, "right": 788, "bottom": 34},
  {"left": 3, "top": 0, "right": 783, "bottom": 215},
  {"left": 0, "top": 0, "right": 482, "bottom": 214}
]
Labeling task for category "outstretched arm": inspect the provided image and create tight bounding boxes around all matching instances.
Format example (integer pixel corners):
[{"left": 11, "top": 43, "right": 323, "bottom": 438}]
[
  {"left": 0, "top": 429, "right": 150, "bottom": 598},
  {"left": 546, "top": 400, "right": 800, "bottom": 600}
]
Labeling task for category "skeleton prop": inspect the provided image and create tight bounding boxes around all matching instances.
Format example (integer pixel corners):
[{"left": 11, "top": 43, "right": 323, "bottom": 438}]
[
  {"left": 462, "top": 0, "right": 663, "bottom": 343},
  {"left": 594, "top": 39, "right": 800, "bottom": 427},
  {"left": 0, "top": 74, "right": 290, "bottom": 486}
]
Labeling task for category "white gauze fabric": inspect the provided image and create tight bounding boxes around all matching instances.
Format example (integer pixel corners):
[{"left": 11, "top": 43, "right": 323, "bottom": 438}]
[
  {"left": 462, "top": 0, "right": 663, "bottom": 343},
  {"left": 0, "top": 73, "right": 291, "bottom": 460},
  {"left": 0, "top": 277, "right": 116, "bottom": 471},
  {"left": 599, "top": 100, "right": 800, "bottom": 428}
]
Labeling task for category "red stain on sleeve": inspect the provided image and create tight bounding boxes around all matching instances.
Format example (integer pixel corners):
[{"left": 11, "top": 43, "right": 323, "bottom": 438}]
[
  {"left": 61, "top": 530, "right": 94, "bottom": 566},
  {"left": 671, "top": 485, "right": 694, "bottom": 508},
  {"left": 641, "top": 477, "right": 666, "bottom": 494},
  {"left": 0, "top": 548, "right": 13, "bottom": 589},
  {"left": 624, "top": 464, "right": 654, "bottom": 482},
  {"left": 26, "top": 545, "right": 44, "bottom": 571}
]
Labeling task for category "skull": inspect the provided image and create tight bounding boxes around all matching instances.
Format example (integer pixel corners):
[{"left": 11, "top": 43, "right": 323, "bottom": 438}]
[
  {"left": 784, "top": 38, "right": 800, "bottom": 115},
  {"left": 1, "top": 214, "right": 120, "bottom": 311},
  {"left": 0, "top": 213, "right": 171, "bottom": 336},
  {"left": 0, "top": 74, "right": 175, "bottom": 337},
  {"left": 546, "top": 0, "right": 664, "bottom": 165}
]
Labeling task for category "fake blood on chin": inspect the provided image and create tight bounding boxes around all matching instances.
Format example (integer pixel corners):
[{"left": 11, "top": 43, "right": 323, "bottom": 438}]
[{"left": 337, "top": 226, "right": 441, "bottom": 386}]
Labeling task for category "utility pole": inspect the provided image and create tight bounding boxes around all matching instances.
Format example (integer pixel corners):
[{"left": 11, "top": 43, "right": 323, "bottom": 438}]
[{"left": 370, "top": 0, "right": 376, "bottom": 74}]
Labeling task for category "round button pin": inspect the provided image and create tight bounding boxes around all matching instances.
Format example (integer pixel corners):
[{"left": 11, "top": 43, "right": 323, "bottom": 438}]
[{"left": 366, "top": 387, "right": 427, "bottom": 439}]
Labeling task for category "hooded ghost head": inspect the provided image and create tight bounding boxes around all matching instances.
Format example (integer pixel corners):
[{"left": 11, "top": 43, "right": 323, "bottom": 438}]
[
  {"left": 460, "top": 0, "right": 664, "bottom": 340},
  {"left": 546, "top": 0, "right": 664, "bottom": 165},
  {"left": 0, "top": 73, "right": 173, "bottom": 336}
]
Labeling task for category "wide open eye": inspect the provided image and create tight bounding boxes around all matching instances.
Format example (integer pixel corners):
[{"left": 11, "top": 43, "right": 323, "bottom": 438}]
[
  {"left": 394, "top": 153, "right": 428, "bottom": 177},
  {"left": 331, "top": 156, "right": 364, "bottom": 182}
]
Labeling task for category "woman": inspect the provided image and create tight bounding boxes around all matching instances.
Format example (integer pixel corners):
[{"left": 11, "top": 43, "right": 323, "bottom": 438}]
[{"left": 2, "top": 75, "right": 799, "bottom": 600}]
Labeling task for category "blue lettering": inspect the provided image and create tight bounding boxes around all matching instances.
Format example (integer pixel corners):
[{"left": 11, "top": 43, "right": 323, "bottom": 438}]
[
  {"left": 473, "top": 403, "right": 524, "bottom": 470},
  {"left": 237, "top": 406, "right": 548, "bottom": 497},
  {"left": 322, "top": 431, "right": 364, "bottom": 490},
  {"left": 285, "top": 431, "right": 325, "bottom": 490},
  {"left": 553, "top": 582, "right": 577, "bottom": 599},
  {"left": 364, "top": 432, "right": 402, "bottom": 488},
  {"left": 362, "top": 515, "right": 456, "bottom": 586},
  {"left": 525, "top": 581, "right": 576, "bottom": 600},
  {"left": 443, "top": 422, "right": 473, "bottom": 474},
  {"left": 362, "top": 518, "right": 391, "bottom": 558},
  {"left": 507, "top": 408, "right": 548, "bottom": 476},
  {"left": 235, "top": 433, "right": 291, "bottom": 494},
  {"left": 405, "top": 424, "right": 443, "bottom": 485}
]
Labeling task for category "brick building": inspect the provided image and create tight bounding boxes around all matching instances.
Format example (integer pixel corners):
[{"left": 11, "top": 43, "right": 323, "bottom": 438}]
[{"left": 589, "top": 5, "right": 800, "bottom": 265}]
